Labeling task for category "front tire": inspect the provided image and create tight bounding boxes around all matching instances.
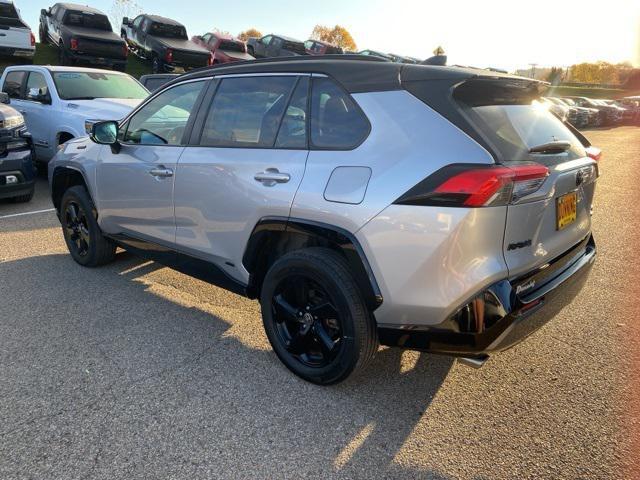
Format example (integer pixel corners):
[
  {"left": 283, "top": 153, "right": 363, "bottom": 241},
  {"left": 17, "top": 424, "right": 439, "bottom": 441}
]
[
  {"left": 260, "top": 248, "right": 378, "bottom": 385},
  {"left": 11, "top": 187, "right": 34, "bottom": 203},
  {"left": 60, "top": 186, "right": 116, "bottom": 267}
]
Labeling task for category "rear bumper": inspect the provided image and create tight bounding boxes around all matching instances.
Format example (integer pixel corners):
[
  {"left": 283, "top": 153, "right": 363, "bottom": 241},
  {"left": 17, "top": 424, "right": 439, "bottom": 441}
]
[
  {"left": 67, "top": 51, "right": 127, "bottom": 67},
  {"left": 378, "top": 235, "right": 596, "bottom": 356},
  {"left": 0, "top": 46, "right": 35, "bottom": 58}
]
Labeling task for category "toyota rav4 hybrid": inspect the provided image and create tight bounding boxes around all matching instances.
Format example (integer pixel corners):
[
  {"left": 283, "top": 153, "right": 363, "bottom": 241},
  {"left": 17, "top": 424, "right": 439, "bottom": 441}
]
[{"left": 48, "top": 56, "right": 598, "bottom": 385}]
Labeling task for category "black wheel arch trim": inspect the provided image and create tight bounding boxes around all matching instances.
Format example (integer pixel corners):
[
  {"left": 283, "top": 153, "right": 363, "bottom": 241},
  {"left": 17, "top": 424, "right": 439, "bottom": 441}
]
[
  {"left": 50, "top": 165, "right": 92, "bottom": 216},
  {"left": 242, "top": 216, "right": 383, "bottom": 310}
]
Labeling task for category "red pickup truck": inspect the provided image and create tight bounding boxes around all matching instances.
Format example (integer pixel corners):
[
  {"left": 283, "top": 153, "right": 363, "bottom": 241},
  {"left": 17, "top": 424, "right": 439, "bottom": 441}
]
[{"left": 191, "top": 32, "right": 254, "bottom": 64}]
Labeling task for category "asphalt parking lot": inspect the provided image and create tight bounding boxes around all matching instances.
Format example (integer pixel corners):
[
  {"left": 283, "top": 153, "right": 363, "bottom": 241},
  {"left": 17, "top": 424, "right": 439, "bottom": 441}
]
[{"left": 1, "top": 127, "right": 639, "bottom": 480}]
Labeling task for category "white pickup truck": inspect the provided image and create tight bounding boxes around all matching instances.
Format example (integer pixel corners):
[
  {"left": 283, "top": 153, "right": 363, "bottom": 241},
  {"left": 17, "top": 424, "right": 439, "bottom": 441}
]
[
  {"left": 0, "top": 0, "right": 35, "bottom": 61},
  {"left": 0, "top": 65, "right": 149, "bottom": 163}
]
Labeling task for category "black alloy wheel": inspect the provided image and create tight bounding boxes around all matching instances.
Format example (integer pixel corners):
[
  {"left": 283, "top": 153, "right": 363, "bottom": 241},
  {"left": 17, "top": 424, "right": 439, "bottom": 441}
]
[
  {"left": 271, "top": 275, "right": 343, "bottom": 368},
  {"left": 64, "top": 201, "right": 90, "bottom": 257}
]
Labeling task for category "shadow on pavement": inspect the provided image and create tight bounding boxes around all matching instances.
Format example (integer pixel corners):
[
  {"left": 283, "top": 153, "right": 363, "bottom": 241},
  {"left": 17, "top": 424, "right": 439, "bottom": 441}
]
[{"left": 0, "top": 252, "right": 457, "bottom": 479}]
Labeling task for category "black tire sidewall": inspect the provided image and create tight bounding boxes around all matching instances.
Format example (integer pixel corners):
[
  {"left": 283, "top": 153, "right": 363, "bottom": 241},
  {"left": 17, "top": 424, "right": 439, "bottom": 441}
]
[
  {"left": 260, "top": 251, "right": 367, "bottom": 385},
  {"left": 60, "top": 186, "right": 103, "bottom": 267}
]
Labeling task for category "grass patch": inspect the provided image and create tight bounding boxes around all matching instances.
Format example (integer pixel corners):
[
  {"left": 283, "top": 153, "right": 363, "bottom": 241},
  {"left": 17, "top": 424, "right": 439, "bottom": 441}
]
[
  {"left": 0, "top": 43, "right": 151, "bottom": 78},
  {"left": 548, "top": 85, "right": 627, "bottom": 99}
]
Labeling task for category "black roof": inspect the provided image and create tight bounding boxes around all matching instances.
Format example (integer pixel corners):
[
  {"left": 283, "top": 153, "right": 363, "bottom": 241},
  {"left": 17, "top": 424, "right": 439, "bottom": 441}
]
[
  {"left": 172, "top": 56, "right": 538, "bottom": 94},
  {"left": 144, "top": 14, "right": 184, "bottom": 26},
  {"left": 57, "top": 3, "right": 107, "bottom": 15}
]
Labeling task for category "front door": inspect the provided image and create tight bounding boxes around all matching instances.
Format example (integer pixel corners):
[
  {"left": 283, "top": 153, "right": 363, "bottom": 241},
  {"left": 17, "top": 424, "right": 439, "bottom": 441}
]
[
  {"left": 174, "top": 74, "right": 310, "bottom": 282},
  {"left": 16, "top": 71, "right": 54, "bottom": 160},
  {"left": 95, "top": 79, "right": 208, "bottom": 246}
]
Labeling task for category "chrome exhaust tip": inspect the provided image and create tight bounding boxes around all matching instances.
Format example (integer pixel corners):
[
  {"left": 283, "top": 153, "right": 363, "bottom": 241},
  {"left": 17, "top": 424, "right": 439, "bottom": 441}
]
[{"left": 457, "top": 355, "right": 489, "bottom": 369}]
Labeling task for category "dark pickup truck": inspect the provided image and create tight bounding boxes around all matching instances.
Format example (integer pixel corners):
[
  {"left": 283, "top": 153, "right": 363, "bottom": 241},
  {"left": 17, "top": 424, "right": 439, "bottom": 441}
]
[
  {"left": 121, "top": 14, "right": 211, "bottom": 73},
  {"left": 246, "top": 34, "right": 307, "bottom": 58},
  {"left": 39, "top": 3, "right": 128, "bottom": 70}
]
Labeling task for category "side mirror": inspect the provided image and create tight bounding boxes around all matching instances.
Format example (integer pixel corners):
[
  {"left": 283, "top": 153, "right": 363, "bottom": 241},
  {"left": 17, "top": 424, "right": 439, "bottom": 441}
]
[
  {"left": 41, "top": 8, "right": 48, "bottom": 16},
  {"left": 123, "top": 17, "right": 129, "bottom": 26},
  {"left": 0, "top": 92, "right": 10, "bottom": 104},
  {"left": 90, "top": 120, "right": 120, "bottom": 152},
  {"left": 26, "top": 87, "right": 51, "bottom": 104}
]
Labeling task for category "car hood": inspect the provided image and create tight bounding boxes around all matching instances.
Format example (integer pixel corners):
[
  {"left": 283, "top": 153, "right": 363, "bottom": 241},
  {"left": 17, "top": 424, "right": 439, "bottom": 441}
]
[
  {"left": 156, "top": 37, "right": 210, "bottom": 54},
  {"left": 64, "top": 98, "right": 143, "bottom": 121}
]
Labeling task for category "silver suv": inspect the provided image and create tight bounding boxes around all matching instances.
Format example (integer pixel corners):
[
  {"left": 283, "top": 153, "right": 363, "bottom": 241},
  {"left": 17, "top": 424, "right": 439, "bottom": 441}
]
[{"left": 49, "top": 57, "right": 597, "bottom": 385}]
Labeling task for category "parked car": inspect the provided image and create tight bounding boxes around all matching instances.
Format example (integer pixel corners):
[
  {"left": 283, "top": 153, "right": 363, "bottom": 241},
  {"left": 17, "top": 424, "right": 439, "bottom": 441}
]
[
  {"left": 304, "top": 39, "right": 343, "bottom": 55},
  {"left": 121, "top": 14, "right": 212, "bottom": 73},
  {"left": 554, "top": 97, "right": 595, "bottom": 128},
  {"left": 387, "top": 53, "right": 418, "bottom": 64},
  {"left": 0, "top": 92, "right": 35, "bottom": 202},
  {"left": 139, "top": 73, "right": 178, "bottom": 91},
  {"left": 566, "top": 96, "right": 621, "bottom": 126},
  {"left": 48, "top": 57, "right": 597, "bottom": 385},
  {"left": 39, "top": 3, "right": 128, "bottom": 70},
  {"left": 358, "top": 49, "right": 393, "bottom": 61},
  {"left": 0, "top": 66, "right": 148, "bottom": 163},
  {"left": 246, "top": 34, "right": 306, "bottom": 58},
  {"left": 617, "top": 97, "right": 640, "bottom": 124},
  {"left": 600, "top": 99, "right": 633, "bottom": 123},
  {"left": 192, "top": 32, "right": 254, "bottom": 64},
  {"left": 0, "top": 1, "right": 35, "bottom": 63}
]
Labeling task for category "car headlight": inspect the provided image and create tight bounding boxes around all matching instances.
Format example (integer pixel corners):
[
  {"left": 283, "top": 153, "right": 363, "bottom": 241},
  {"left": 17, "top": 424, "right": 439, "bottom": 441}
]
[{"left": 0, "top": 114, "right": 25, "bottom": 129}]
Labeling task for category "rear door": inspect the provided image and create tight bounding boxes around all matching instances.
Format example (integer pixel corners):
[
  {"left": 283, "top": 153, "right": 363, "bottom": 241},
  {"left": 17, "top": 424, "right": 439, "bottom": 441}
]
[
  {"left": 466, "top": 102, "right": 597, "bottom": 278},
  {"left": 174, "top": 74, "right": 310, "bottom": 282}
]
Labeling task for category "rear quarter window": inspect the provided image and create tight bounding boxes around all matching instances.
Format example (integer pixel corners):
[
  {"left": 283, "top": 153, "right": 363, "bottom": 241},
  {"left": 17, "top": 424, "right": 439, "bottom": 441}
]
[{"left": 310, "top": 77, "right": 370, "bottom": 150}]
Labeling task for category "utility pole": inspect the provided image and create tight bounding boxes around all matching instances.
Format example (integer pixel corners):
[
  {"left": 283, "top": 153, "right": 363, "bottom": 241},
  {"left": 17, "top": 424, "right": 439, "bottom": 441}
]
[{"left": 529, "top": 63, "right": 538, "bottom": 79}]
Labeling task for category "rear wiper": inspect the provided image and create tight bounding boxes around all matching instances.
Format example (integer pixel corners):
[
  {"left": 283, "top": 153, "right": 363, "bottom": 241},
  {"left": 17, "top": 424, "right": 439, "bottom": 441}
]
[{"left": 529, "top": 141, "right": 571, "bottom": 154}]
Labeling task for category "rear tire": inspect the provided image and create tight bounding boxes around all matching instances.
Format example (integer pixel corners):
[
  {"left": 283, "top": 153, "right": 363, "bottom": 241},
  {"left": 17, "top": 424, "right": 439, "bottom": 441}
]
[
  {"left": 260, "top": 248, "right": 378, "bottom": 385},
  {"left": 59, "top": 44, "right": 73, "bottom": 66},
  {"left": 60, "top": 186, "right": 116, "bottom": 267}
]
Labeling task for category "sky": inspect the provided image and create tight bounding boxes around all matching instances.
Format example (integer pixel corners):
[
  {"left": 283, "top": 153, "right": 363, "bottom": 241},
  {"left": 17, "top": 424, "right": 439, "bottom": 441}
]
[{"left": 17, "top": 0, "right": 640, "bottom": 72}]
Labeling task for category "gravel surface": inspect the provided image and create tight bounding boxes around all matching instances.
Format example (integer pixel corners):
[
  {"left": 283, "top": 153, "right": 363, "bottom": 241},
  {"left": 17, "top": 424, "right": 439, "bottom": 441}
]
[{"left": 1, "top": 127, "right": 638, "bottom": 479}]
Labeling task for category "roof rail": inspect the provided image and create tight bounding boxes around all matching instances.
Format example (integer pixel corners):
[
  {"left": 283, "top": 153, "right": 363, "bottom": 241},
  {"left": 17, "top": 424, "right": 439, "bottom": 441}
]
[{"left": 185, "top": 54, "right": 391, "bottom": 75}]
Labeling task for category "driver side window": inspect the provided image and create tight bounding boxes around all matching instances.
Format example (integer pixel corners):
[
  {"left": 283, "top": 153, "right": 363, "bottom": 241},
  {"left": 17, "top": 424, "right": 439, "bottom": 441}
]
[
  {"left": 261, "top": 35, "right": 272, "bottom": 45},
  {"left": 133, "top": 15, "right": 144, "bottom": 28},
  {"left": 123, "top": 80, "right": 205, "bottom": 146}
]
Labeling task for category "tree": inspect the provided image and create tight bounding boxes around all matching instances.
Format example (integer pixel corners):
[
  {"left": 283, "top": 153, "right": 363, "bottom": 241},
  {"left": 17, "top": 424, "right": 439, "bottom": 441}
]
[
  {"left": 108, "top": 0, "right": 142, "bottom": 33},
  {"left": 433, "top": 46, "right": 445, "bottom": 56},
  {"left": 569, "top": 61, "right": 633, "bottom": 85},
  {"left": 310, "top": 25, "right": 356, "bottom": 51},
  {"left": 546, "top": 66, "right": 564, "bottom": 84},
  {"left": 238, "top": 28, "right": 262, "bottom": 42}
]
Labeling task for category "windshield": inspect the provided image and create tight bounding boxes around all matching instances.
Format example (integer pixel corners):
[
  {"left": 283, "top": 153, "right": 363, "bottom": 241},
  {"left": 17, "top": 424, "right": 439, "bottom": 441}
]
[
  {"left": 64, "top": 11, "right": 112, "bottom": 31},
  {"left": 52, "top": 72, "right": 149, "bottom": 100},
  {"left": 149, "top": 22, "right": 187, "bottom": 39}
]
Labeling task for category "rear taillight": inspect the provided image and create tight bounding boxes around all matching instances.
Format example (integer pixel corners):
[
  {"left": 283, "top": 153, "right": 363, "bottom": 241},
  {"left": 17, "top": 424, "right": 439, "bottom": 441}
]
[
  {"left": 395, "top": 163, "right": 549, "bottom": 208},
  {"left": 70, "top": 38, "right": 78, "bottom": 50},
  {"left": 208, "top": 52, "right": 214, "bottom": 66},
  {"left": 30, "top": 31, "right": 36, "bottom": 47},
  {"left": 585, "top": 146, "right": 602, "bottom": 162},
  {"left": 165, "top": 48, "right": 173, "bottom": 62},
  {"left": 122, "top": 43, "right": 128, "bottom": 57}
]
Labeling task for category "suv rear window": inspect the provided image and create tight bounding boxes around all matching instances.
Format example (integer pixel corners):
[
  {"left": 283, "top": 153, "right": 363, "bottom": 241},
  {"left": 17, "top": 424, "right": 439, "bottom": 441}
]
[
  {"left": 149, "top": 23, "right": 187, "bottom": 39},
  {"left": 218, "top": 40, "right": 244, "bottom": 53},
  {"left": 468, "top": 104, "right": 586, "bottom": 163},
  {"left": 310, "top": 77, "right": 369, "bottom": 149}
]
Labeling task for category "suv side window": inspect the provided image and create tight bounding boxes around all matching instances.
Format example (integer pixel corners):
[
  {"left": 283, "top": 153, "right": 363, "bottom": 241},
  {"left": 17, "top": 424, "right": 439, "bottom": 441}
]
[
  {"left": 132, "top": 15, "right": 143, "bottom": 28},
  {"left": 123, "top": 80, "right": 205, "bottom": 146},
  {"left": 275, "top": 77, "right": 309, "bottom": 149},
  {"left": 310, "top": 77, "right": 370, "bottom": 149},
  {"left": 199, "top": 76, "right": 297, "bottom": 148},
  {"left": 261, "top": 35, "right": 271, "bottom": 45},
  {"left": 2, "top": 71, "right": 26, "bottom": 99}
]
